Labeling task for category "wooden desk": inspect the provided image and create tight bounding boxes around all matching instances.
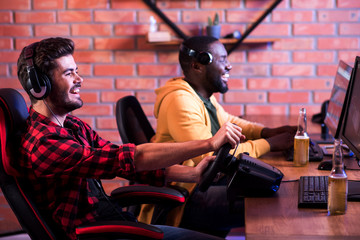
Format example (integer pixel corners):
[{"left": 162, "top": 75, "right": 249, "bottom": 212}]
[{"left": 242, "top": 115, "right": 360, "bottom": 239}]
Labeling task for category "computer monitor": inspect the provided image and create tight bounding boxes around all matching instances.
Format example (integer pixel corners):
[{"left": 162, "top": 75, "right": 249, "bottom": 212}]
[
  {"left": 324, "top": 60, "right": 353, "bottom": 139},
  {"left": 341, "top": 56, "right": 360, "bottom": 161}
]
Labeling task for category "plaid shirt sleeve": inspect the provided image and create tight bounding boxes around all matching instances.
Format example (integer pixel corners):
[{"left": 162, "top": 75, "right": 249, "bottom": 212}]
[{"left": 27, "top": 112, "right": 165, "bottom": 185}]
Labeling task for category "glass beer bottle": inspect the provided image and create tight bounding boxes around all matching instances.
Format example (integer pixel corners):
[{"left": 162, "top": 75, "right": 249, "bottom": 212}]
[
  {"left": 293, "top": 108, "right": 309, "bottom": 166},
  {"left": 328, "top": 138, "right": 348, "bottom": 215}
]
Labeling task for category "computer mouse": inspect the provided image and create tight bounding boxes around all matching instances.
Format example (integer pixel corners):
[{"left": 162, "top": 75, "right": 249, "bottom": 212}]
[{"left": 318, "top": 160, "right": 332, "bottom": 170}]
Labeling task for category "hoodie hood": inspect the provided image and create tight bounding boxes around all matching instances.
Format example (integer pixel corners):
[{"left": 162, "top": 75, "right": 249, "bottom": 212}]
[{"left": 154, "top": 77, "right": 203, "bottom": 118}]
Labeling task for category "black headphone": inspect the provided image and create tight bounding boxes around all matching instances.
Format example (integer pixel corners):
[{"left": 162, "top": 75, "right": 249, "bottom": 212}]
[
  {"left": 180, "top": 44, "right": 213, "bottom": 65},
  {"left": 24, "top": 43, "right": 51, "bottom": 100}
]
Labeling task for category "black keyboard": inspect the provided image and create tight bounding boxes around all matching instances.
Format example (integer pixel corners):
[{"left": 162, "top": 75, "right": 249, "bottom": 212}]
[
  {"left": 298, "top": 176, "right": 328, "bottom": 208},
  {"left": 284, "top": 140, "right": 324, "bottom": 162}
]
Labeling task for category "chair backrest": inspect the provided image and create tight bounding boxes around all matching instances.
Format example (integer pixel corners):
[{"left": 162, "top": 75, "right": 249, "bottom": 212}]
[
  {"left": 0, "top": 88, "right": 59, "bottom": 240},
  {"left": 116, "top": 96, "right": 155, "bottom": 144}
]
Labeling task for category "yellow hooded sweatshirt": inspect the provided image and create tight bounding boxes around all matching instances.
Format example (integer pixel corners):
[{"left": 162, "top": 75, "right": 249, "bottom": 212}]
[{"left": 138, "top": 77, "right": 270, "bottom": 226}]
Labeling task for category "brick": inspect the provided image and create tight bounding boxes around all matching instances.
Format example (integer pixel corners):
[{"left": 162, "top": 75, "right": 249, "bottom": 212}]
[
  {"left": 73, "top": 51, "right": 112, "bottom": 63},
  {"left": 68, "top": 0, "right": 108, "bottom": 9},
  {"left": 111, "top": 0, "right": 148, "bottom": 9},
  {"left": 224, "top": 91, "right": 266, "bottom": 103},
  {"left": 136, "top": 91, "right": 156, "bottom": 103},
  {"left": 292, "top": 0, "right": 334, "bottom": 8},
  {"left": 338, "top": 52, "right": 360, "bottom": 63},
  {"left": 245, "top": 105, "right": 288, "bottom": 115},
  {"left": 318, "top": 38, "right": 358, "bottom": 50},
  {"left": 138, "top": 10, "right": 179, "bottom": 24},
  {"left": 141, "top": 103, "right": 156, "bottom": 117},
  {"left": 0, "top": 12, "right": 12, "bottom": 23},
  {"left": 314, "top": 91, "right": 332, "bottom": 103},
  {"left": 231, "top": 64, "right": 268, "bottom": 76},
  {"left": 0, "top": 77, "right": 23, "bottom": 88},
  {"left": 289, "top": 105, "right": 319, "bottom": 116},
  {"left": 273, "top": 38, "right": 314, "bottom": 50},
  {"left": 221, "top": 105, "right": 244, "bottom": 117},
  {"left": 72, "top": 24, "right": 112, "bottom": 36},
  {"left": 79, "top": 117, "right": 95, "bottom": 128},
  {"left": 228, "top": 10, "right": 263, "bottom": 23},
  {"left": 34, "top": 0, "right": 64, "bottom": 9},
  {"left": 114, "top": 24, "right": 149, "bottom": 36},
  {"left": 138, "top": 64, "right": 179, "bottom": 76},
  {"left": 78, "top": 64, "right": 92, "bottom": 76},
  {"left": 317, "top": 64, "right": 338, "bottom": 77},
  {"left": 15, "top": 11, "right": 56, "bottom": 23},
  {"left": 94, "top": 65, "right": 134, "bottom": 76},
  {"left": 72, "top": 38, "right": 92, "bottom": 50},
  {"left": 80, "top": 92, "right": 99, "bottom": 103},
  {"left": 228, "top": 78, "right": 245, "bottom": 90},
  {"left": 0, "top": 65, "right": 7, "bottom": 75},
  {"left": 101, "top": 91, "right": 133, "bottom": 103},
  {"left": 157, "top": 1, "right": 196, "bottom": 8},
  {"left": 293, "top": 23, "right": 335, "bottom": 36},
  {"left": 35, "top": 24, "right": 70, "bottom": 36},
  {"left": 228, "top": 52, "right": 246, "bottom": 63},
  {"left": 0, "top": 0, "right": 29, "bottom": 10},
  {"left": 251, "top": 24, "right": 289, "bottom": 36},
  {"left": 0, "top": 38, "right": 12, "bottom": 49},
  {"left": 318, "top": 10, "right": 359, "bottom": 22},
  {"left": 0, "top": 52, "right": 21, "bottom": 63},
  {"left": 0, "top": 25, "right": 31, "bottom": 36},
  {"left": 272, "top": 10, "right": 313, "bottom": 22},
  {"left": 58, "top": 11, "right": 92, "bottom": 22},
  {"left": 339, "top": 23, "right": 360, "bottom": 35},
  {"left": 183, "top": 10, "right": 223, "bottom": 23},
  {"left": 116, "top": 78, "right": 156, "bottom": 90},
  {"left": 95, "top": 11, "right": 135, "bottom": 23},
  {"left": 94, "top": 38, "right": 135, "bottom": 50},
  {"left": 73, "top": 104, "right": 112, "bottom": 116},
  {"left": 293, "top": 51, "right": 335, "bottom": 63},
  {"left": 269, "top": 92, "right": 310, "bottom": 103},
  {"left": 96, "top": 117, "right": 117, "bottom": 130},
  {"left": 158, "top": 52, "right": 178, "bottom": 64},
  {"left": 273, "top": 64, "right": 313, "bottom": 76},
  {"left": 248, "top": 78, "right": 290, "bottom": 90},
  {"left": 248, "top": 51, "right": 289, "bottom": 63},
  {"left": 200, "top": 0, "right": 241, "bottom": 8},
  {"left": 337, "top": 0, "right": 360, "bottom": 8},
  {"left": 292, "top": 78, "right": 333, "bottom": 90},
  {"left": 96, "top": 130, "right": 121, "bottom": 143},
  {"left": 115, "top": 51, "right": 155, "bottom": 63},
  {"left": 82, "top": 78, "right": 114, "bottom": 90},
  {"left": 15, "top": 38, "right": 42, "bottom": 50}
]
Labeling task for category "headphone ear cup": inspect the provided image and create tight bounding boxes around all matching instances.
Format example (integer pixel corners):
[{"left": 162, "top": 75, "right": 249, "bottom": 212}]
[
  {"left": 197, "top": 52, "right": 213, "bottom": 65},
  {"left": 27, "top": 67, "right": 51, "bottom": 100}
]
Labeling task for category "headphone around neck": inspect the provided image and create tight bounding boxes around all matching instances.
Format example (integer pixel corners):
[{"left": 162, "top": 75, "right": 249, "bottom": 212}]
[
  {"left": 180, "top": 44, "right": 213, "bottom": 65},
  {"left": 24, "top": 43, "right": 51, "bottom": 100}
]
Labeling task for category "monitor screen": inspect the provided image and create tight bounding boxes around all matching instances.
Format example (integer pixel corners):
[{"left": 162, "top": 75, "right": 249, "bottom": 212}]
[
  {"left": 324, "top": 60, "right": 353, "bottom": 139},
  {"left": 341, "top": 56, "right": 360, "bottom": 160}
]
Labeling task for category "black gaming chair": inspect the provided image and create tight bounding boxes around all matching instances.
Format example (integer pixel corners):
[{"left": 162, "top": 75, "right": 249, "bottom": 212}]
[
  {"left": 115, "top": 95, "right": 189, "bottom": 224},
  {"left": 0, "top": 88, "right": 186, "bottom": 239}
]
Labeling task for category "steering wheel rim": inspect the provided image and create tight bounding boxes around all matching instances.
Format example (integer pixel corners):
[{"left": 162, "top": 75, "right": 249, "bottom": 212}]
[{"left": 198, "top": 143, "right": 232, "bottom": 192}]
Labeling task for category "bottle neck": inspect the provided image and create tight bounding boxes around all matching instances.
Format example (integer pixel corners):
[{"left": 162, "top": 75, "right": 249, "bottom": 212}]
[
  {"left": 296, "top": 109, "right": 307, "bottom": 136},
  {"left": 331, "top": 139, "right": 346, "bottom": 174}
]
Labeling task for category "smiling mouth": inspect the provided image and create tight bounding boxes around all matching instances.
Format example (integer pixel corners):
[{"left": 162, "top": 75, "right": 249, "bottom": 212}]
[
  {"left": 222, "top": 73, "right": 230, "bottom": 82},
  {"left": 70, "top": 87, "right": 80, "bottom": 94}
]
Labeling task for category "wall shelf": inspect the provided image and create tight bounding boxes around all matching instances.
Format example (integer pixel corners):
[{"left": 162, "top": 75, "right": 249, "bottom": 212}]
[{"left": 146, "top": 37, "right": 278, "bottom": 45}]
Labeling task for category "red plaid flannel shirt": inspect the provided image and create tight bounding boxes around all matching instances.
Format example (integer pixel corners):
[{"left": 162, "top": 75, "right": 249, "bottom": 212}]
[{"left": 18, "top": 107, "right": 165, "bottom": 239}]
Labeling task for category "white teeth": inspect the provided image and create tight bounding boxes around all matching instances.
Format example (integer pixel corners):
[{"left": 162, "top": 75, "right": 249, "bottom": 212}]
[
  {"left": 223, "top": 73, "right": 229, "bottom": 78},
  {"left": 71, "top": 88, "right": 80, "bottom": 94}
]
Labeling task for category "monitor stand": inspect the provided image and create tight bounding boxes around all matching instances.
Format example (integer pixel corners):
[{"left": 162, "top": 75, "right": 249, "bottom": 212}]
[{"left": 309, "top": 124, "right": 335, "bottom": 144}]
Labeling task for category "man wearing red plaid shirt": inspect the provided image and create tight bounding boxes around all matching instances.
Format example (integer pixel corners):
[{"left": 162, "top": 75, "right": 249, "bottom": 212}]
[{"left": 16, "top": 37, "right": 244, "bottom": 240}]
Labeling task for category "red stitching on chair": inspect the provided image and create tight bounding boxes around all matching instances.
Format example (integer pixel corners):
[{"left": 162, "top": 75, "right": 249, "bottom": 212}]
[{"left": 76, "top": 225, "right": 164, "bottom": 239}]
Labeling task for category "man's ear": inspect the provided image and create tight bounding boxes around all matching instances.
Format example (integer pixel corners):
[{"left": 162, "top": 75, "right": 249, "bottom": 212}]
[{"left": 191, "top": 62, "right": 203, "bottom": 72}]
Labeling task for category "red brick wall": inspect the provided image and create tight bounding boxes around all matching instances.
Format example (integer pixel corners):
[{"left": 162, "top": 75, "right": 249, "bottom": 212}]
[
  {"left": 0, "top": 0, "right": 359, "bottom": 234},
  {"left": 1, "top": 0, "right": 360, "bottom": 144}
]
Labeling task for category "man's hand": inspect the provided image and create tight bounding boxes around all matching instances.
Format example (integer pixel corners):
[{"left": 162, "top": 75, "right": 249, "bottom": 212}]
[
  {"left": 261, "top": 125, "right": 297, "bottom": 138},
  {"left": 266, "top": 132, "right": 295, "bottom": 152},
  {"left": 210, "top": 122, "right": 245, "bottom": 151},
  {"left": 194, "top": 156, "right": 215, "bottom": 183}
]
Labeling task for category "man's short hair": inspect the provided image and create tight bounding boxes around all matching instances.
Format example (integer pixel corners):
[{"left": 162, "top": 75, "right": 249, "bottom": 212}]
[
  {"left": 179, "top": 36, "right": 218, "bottom": 75},
  {"left": 17, "top": 37, "right": 74, "bottom": 103}
]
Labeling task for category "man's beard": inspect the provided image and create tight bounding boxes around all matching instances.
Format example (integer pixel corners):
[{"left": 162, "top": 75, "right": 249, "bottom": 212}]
[{"left": 48, "top": 88, "right": 83, "bottom": 114}]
